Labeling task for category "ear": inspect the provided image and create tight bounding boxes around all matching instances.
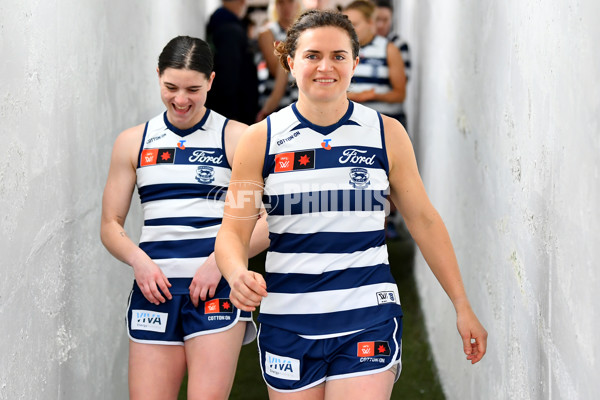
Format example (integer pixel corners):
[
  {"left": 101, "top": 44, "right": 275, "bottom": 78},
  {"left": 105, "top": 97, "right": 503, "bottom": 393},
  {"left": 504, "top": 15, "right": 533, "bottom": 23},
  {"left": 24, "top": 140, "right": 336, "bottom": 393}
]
[
  {"left": 351, "top": 56, "right": 360, "bottom": 75},
  {"left": 206, "top": 71, "right": 216, "bottom": 91},
  {"left": 156, "top": 67, "right": 161, "bottom": 78},
  {"left": 287, "top": 55, "right": 295, "bottom": 78}
]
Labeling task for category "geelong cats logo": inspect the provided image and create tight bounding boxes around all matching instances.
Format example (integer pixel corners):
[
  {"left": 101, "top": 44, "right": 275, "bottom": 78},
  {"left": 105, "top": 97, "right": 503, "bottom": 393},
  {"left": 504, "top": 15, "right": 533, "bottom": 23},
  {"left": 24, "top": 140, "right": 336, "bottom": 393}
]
[
  {"left": 196, "top": 166, "right": 215, "bottom": 184},
  {"left": 349, "top": 167, "right": 370, "bottom": 189}
]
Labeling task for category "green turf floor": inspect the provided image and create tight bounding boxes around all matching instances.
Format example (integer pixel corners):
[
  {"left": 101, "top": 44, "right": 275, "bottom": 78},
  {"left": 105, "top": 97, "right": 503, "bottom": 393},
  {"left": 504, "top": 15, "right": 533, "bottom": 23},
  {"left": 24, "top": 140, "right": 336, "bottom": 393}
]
[{"left": 179, "top": 238, "right": 445, "bottom": 399}]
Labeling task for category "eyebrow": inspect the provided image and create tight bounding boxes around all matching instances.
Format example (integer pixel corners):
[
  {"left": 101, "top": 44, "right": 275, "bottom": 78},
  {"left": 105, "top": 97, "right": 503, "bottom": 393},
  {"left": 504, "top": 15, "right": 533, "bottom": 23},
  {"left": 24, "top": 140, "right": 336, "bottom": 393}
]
[
  {"left": 303, "top": 49, "right": 350, "bottom": 54},
  {"left": 164, "top": 81, "right": 202, "bottom": 89}
]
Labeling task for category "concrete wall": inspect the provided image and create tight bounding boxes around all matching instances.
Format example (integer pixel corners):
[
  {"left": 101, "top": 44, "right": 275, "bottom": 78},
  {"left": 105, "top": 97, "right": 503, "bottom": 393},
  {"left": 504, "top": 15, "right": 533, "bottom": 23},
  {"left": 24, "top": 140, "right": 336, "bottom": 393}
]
[
  {"left": 398, "top": 1, "right": 600, "bottom": 399},
  {"left": 0, "top": 1, "right": 207, "bottom": 399}
]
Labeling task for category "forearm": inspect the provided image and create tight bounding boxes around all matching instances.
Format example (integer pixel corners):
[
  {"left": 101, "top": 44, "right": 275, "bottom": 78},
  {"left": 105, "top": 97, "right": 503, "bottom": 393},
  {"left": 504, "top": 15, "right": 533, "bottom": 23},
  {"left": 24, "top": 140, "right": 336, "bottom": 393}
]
[
  {"left": 407, "top": 210, "right": 471, "bottom": 311},
  {"left": 248, "top": 215, "right": 270, "bottom": 258},
  {"left": 100, "top": 220, "right": 147, "bottom": 268},
  {"left": 215, "top": 229, "right": 251, "bottom": 283},
  {"left": 372, "top": 88, "right": 405, "bottom": 104}
]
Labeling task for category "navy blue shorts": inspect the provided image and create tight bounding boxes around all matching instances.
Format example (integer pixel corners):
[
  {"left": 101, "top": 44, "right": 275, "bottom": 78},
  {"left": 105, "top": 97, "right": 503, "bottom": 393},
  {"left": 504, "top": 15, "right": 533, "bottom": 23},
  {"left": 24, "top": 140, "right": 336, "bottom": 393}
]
[
  {"left": 257, "top": 317, "right": 402, "bottom": 392},
  {"left": 126, "top": 278, "right": 256, "bottom": 345}
]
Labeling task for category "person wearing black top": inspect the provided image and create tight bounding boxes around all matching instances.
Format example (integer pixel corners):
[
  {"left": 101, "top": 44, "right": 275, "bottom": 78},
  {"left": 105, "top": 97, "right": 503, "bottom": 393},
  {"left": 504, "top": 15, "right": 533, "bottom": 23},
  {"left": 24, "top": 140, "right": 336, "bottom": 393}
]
[{"left": 206, "top": 0, "right": 259, "bottom": 125}]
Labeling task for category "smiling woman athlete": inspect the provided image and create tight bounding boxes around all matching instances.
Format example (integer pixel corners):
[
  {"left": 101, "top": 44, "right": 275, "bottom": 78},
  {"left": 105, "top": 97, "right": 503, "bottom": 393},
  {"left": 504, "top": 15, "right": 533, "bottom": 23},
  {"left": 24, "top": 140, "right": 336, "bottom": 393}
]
[
  {"left": 215, "top": 10, "right": 487, "bottom": 400},
  {"left": 100, "top": 36, "right": 269, "bottom": 400}
]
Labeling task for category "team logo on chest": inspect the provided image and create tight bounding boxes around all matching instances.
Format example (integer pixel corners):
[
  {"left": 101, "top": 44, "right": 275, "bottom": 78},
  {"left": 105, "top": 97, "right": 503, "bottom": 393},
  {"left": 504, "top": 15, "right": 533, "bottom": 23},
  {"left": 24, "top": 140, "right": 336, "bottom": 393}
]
[
  {"left": 196, "top": 166, "right": 215, "bottom": 184},
  {"left": 349, "top": 167, "right": 370, "bottom": 189}
]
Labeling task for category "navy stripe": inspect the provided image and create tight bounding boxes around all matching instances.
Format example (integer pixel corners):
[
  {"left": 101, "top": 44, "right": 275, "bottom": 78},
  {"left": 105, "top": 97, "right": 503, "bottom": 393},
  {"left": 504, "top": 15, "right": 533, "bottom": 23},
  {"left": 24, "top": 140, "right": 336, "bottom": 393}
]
[
  {"left": 264, "top": 189, "right": 389, "bottom": 215},
  {"left": 173, "top": 147, "right": 228, "bottom": 167},
  {"left": 137, "top": 122, "right": 150, "bottom": 169},
  {"left": 265, "top": 264, "right": 393, "bottom": 294},
  {"left": 268, "top": 230, "right": 385, "bottom": 254},
  {"left": 263, "top": 115, "right": 272, "bottom": 179},
  {"left": 139, "top": 237, "right": 215, "bottom": 259},
  {"left": 352, "top": 76, "right": 391, "bottom": 86},
  {"left": 221, "top": 119, "right": 231, "bottom": 169},
  {"left": 138, "top": 183, "right": 227, "bottom": 203},
  {"left": 265, "top": 145, "right": 387, "bottom": 174},
  {"left": 378, "top": 112, "right": 390, "bottom": 175},
  {"left": 144, "top": 217, "right": 222, "bottom": 228},
  {"left": 258, "top": 304, "right": 403, "bottom": 336}
]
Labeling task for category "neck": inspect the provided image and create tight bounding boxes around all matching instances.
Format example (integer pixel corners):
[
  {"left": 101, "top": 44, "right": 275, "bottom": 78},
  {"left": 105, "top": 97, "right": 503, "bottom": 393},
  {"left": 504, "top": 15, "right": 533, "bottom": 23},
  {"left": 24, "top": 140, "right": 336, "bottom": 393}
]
[
  {"left": 223, "top": 0, "right": 244, "bottom": 18},
  {"left": 295, "top": 97, "right": 349, "bottom": 127},
  {"left": 360, "top": 32, "right": 376, "bottom": 46}
]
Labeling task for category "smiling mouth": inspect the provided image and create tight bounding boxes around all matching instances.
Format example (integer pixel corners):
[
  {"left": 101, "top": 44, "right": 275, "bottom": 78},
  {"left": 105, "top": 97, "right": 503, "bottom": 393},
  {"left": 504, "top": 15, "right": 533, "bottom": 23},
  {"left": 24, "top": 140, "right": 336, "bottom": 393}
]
[
  {"left": 314, "top": 78, "right": 336, "bottom": 83},
  {"left": 173, "top": 104, "right": 191, "bottom": 114}
]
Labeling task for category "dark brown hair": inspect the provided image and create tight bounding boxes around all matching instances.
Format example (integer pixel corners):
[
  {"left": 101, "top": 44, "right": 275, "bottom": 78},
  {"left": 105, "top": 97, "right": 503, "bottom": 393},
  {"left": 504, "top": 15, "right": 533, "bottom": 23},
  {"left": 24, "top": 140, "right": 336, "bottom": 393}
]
[
  {"left": 274, "top": 9, "right": 359, "bottom": 72},
  {"left": 157, "top": 36, "right": 213, "bottom": 77}
]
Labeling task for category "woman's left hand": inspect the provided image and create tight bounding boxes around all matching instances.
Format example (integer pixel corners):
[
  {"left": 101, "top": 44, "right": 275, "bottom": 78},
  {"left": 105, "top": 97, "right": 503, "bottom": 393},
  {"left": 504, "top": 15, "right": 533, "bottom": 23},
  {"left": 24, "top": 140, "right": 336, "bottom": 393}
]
[
  {"left": 189, "top": 253, "right": 222, "bottom": 307},
  {"left": 456, "top": 305, "right": 488, "bottom": 364}
]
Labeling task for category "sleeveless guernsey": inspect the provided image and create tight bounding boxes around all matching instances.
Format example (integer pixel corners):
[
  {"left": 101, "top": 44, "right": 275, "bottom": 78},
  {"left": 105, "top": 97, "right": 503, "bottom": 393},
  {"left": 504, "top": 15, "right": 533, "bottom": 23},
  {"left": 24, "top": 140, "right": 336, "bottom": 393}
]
[
  {"left": 136, "top": 110, "right": 231, "bottom": 279},
  {"left": 259, "top": 101, "right": 403, "bottom": 336},
  {"left": 351, "top": 35, "right": 403, "bottom": 117}
]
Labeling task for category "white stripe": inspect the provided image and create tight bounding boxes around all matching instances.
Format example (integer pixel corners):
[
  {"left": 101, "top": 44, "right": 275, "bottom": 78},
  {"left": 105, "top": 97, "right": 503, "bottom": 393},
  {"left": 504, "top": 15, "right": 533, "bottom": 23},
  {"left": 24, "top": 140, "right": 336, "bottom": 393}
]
[
  {"left": 354, "top": 63, "right": 390, "bottom": 79},
  {"left": 137, "top": 164, "right": 231, "bottom": 187},
  {"left": 264, "top": 168, "right": 389, "bottom": 194},
  {"left": 154, "top": 257, "right": 207, "bottom": 277},
  {"left": 265, "top": 245, "right": 389, "bottom": 274},
  {"left": 270, "top": 128, "right": 382, "bottom": 153},
  {"left": 139, "top": 224, "right": 220, "bottom": 242},
  {"left": 260, "top": 283, "right": 400, "bottom": 315},
  {"left": 142, "top": 198, "right": 224, "bottom": 220},
  {"left": 267, "top": 210, "right": 385, "bottom": 234}
]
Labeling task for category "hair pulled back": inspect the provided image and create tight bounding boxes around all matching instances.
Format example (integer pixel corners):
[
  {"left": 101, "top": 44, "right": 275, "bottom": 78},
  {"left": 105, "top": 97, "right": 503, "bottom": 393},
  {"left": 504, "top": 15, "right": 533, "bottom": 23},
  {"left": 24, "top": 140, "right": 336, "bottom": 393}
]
[
  {"left": 274, "top": 9, "right": 359, "bottom": 72},
  {"left": 158, "top": 36, "right": 213, "bottom": 77},
  {"left": 343, "top": 0, "right": 377, "bottom": 20}
]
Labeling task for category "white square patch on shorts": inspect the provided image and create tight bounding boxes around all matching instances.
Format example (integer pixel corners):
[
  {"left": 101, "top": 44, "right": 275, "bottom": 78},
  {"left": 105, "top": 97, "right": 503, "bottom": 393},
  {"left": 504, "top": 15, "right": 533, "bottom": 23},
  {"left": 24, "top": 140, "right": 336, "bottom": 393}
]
[
  {"left": 265, "top": 352, "right": 300, "bottom": 381},
  {"left": 131, "top": 309, "right": 168, "bottom": 333}
]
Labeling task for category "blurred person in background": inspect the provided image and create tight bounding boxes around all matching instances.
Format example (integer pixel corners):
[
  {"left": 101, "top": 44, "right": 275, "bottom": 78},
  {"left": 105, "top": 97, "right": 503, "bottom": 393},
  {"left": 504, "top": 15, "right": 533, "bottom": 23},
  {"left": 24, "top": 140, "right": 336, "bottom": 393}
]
[
  {"left": 343, "top": 0, "right": 406, "bottom": 126},
  {"left": 256, "top": 0, "right": 302, "bottom": 121},
  {"left": 206, "top": 0, "right": 259, "bottom": 125},
  {"left": 374, "top": 0, "right": 410, "bottom": 85}
]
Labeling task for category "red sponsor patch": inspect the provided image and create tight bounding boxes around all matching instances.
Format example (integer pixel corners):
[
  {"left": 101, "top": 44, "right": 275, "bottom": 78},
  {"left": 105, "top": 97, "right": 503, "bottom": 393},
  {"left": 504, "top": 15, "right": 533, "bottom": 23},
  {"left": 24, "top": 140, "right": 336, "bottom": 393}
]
[
  {"left": 275, "top": 152, "right": 295, "bottom": 172},
  {"left": 205, "top": 299, "right": 220, "bottom": 314},
  {"left": 357, "top": 341, "right": 391, "bottom": 357},
  {"left": 274, "top": 150, "right": 315, "bottom": 173},
  {"left": 358, "top": 342, "right": 375, "bottom": 357},
  {"left": 204, "top": 298, "right": 234, "bottom": 314},
  {"left": 140, "top": 149, "right": 158, "bottom": 166}
]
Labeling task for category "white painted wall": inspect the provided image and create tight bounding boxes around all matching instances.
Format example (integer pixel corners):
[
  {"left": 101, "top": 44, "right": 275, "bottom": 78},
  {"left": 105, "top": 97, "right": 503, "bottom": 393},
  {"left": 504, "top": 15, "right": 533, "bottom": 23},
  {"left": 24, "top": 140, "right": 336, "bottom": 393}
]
[
  {"left": 398, "top": 1, "right": 600, "bottom": 399},
  {"left": 0, "top": 1, "right": 208, "bottom": 398}
]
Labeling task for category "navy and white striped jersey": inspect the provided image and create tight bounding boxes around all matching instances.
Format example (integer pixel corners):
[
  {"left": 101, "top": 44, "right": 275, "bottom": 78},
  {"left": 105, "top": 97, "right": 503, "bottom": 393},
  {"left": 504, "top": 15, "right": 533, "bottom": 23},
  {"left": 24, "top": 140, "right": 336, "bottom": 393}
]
[
  {"left": 388, "top": 32, "right": 411, "bottom": 82},
  {"left": 350, "top": 35, "right": 404, "bottom": 117},
  {"left": 136, "top": 110, "right": 230, "bottom": 279},
  {"left": 259, "top": 101, "right": 403, "bottom": 336}
]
